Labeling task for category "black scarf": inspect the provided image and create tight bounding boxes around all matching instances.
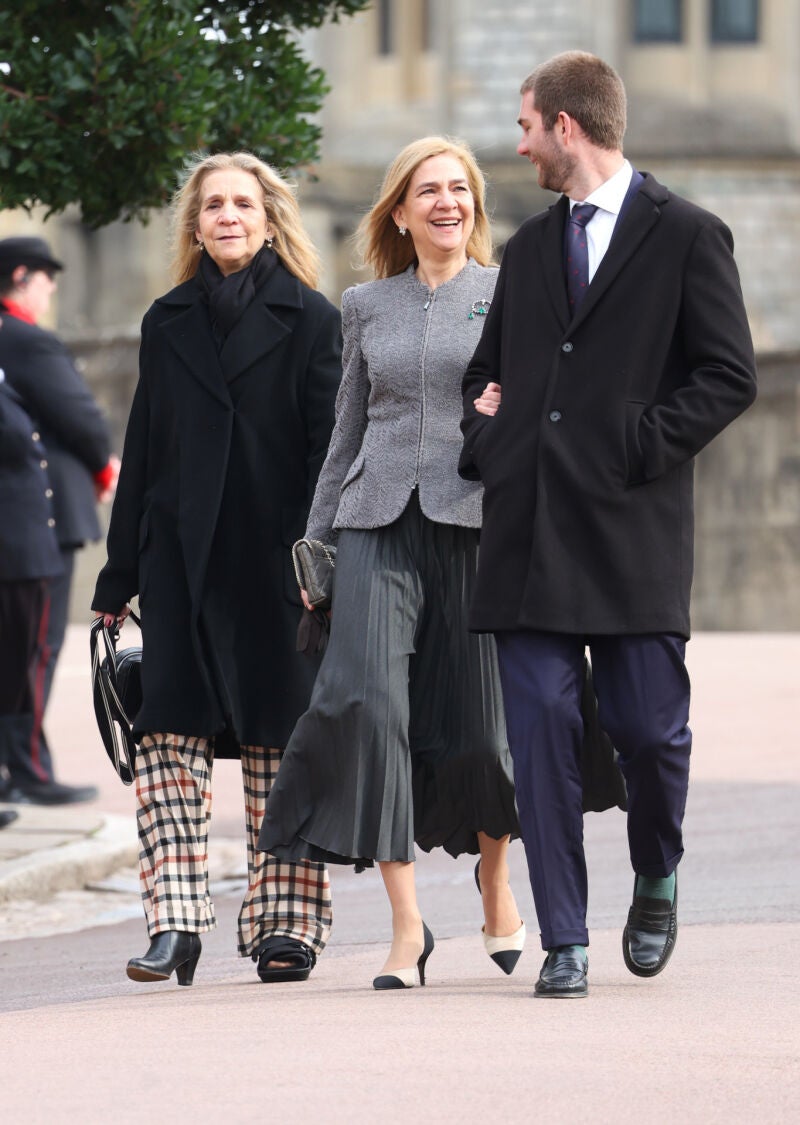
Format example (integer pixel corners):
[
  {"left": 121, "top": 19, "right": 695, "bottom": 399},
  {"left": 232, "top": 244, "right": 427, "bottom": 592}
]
[{"left": 197, "top": 244, "right": 278, "bottom": 340}]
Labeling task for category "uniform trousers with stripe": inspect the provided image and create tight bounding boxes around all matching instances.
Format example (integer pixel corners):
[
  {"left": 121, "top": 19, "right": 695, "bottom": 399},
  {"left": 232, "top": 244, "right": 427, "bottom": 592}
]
[
  {"left": 136, "top": 733, "right": 332, "bottom": 957},
  {"left": 0, "top": 579, "right": 49, "bottom": 783}
]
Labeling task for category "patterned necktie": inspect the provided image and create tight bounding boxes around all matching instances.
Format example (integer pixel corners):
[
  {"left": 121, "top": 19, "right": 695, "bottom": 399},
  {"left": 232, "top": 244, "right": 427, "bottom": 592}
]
[{"left": 565, "top": 203, "right": 598, "bottom": 312}]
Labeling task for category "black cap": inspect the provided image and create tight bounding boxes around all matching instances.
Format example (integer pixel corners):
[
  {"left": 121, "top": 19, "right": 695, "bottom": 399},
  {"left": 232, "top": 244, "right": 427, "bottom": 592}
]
[{"left": 0, "top": 236, "right": 64, "bottom": 275}]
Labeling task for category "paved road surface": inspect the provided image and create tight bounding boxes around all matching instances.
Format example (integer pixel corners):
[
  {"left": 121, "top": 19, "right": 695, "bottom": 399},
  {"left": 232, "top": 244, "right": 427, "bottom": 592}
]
[{"left": 0, "top": 628, "right": 797, "bottom": 1122}]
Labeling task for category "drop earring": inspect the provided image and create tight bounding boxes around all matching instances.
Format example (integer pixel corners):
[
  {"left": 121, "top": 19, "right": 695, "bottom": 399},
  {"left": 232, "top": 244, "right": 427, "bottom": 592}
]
[
  {"left": 398, "top": 225, "right": 407, "bottom": 237},
  {"left": 266, "top": 234, "right": 274, "bottom": 248}
]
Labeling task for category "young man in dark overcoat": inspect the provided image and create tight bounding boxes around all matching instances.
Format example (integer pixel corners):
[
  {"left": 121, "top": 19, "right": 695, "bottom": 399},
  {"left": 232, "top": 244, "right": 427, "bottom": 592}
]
[{"left": 459, "top": 51, "right": 757, "bottom": 997}]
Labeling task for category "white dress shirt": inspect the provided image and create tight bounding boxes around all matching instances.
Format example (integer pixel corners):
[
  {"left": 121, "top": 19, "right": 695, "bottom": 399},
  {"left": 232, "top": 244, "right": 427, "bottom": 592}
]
[{"left": 569, "top": 159, "right": 633, "bottom": 282}]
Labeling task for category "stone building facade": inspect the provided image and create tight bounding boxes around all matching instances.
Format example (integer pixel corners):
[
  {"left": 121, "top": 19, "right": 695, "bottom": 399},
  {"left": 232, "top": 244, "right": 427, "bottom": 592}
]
[{"left": 2, "top": 0, "right": 797, "bottom": 628}]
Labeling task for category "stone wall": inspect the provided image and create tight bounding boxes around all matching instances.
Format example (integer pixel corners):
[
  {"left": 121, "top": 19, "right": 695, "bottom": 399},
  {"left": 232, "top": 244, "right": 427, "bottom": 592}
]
[{"left": 693, "top": 352, "right": 800, "bottom": 630}]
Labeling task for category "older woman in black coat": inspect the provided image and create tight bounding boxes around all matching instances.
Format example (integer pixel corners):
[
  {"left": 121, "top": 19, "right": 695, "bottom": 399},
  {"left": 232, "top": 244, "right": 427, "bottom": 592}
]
[{"left": 93, "top": 152, "right": 342, "bottom": 987}]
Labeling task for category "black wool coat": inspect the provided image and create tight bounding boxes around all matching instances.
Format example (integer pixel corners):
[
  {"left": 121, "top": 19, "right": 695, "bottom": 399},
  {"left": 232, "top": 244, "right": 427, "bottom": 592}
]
[
  {"left": 0, "top": 310, "right": 111, "bottom": 548},
  {"left": 92, "top": 263, "right": 342, "bottom": 753},
  {"left": 459, "top": 173, "right": 757, "bottom": 638},
  {"left": 0, "top": 381, "right": 63, "bottom": 582}
]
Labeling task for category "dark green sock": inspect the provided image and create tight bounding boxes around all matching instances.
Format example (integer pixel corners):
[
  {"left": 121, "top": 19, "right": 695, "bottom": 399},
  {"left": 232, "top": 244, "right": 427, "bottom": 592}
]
[
  {"left": 555, "top": 943, "right": 587, "bottom": 961},
  {"left": 635, "top": 872, "right": 676, "bottom": 903}
]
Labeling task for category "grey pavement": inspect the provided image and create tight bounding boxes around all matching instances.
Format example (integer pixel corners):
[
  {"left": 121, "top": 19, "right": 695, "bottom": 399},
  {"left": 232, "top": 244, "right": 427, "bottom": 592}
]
[{"left": 0, "top": 626, "right": 798, "bottom": 1122}]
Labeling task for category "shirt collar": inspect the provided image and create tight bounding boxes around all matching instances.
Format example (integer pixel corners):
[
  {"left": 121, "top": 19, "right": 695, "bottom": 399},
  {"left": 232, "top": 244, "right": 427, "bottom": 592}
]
[
  {"left": 569, "top": 159, "right": 633, "bottom": 217},
  {"left": 0, "top": 298, "right": 37, "bottom": 325}
]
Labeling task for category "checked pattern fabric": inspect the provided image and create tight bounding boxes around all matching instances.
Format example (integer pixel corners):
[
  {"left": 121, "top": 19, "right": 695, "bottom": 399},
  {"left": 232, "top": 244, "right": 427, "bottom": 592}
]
[
  {"left": 565, "top": 203, "right": 598, "bottom": 312},
  {"left": 135, "top": 733, "right": 332, "bottom": 957}
]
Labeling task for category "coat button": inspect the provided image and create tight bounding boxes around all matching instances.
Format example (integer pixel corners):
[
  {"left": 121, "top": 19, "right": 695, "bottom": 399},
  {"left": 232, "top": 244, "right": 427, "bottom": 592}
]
[
  {"left": 549, "top": 410, "right": 562, "bottom": 422},
  {"left": 561, "top": 342, "right": 573, "bottom": 353},
  {"left": 40, "top": 459, "right": 48, "bottom": 469},
  {"left": 48, "top": 518, "right": 56, "bottom": 527},
  {"left": 32, "top": 431, "right": 40, "bottom": 441},
  {"left": 45, "top": 488, "right": 53, "bottom": 498}
]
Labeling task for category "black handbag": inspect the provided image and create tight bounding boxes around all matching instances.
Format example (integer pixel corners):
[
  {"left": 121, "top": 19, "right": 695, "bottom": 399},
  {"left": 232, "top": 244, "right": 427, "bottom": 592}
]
[
  {"left": 291, "top": 538, "right": 336, "bottom": 610},
  {"left": 89, "top": 610, "right": 143, "bottom": 786}
]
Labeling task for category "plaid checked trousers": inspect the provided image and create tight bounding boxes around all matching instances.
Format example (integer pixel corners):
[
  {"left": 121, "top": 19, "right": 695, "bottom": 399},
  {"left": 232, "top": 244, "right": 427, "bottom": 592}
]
[{"left": 135, "top": 733, "right": 332, "bottom": 957}]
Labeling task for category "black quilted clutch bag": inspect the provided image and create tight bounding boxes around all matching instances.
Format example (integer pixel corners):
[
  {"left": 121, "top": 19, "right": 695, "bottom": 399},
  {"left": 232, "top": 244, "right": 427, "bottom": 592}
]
[{"left": 291, "top": 538, "right": 336, "bottom": 609}]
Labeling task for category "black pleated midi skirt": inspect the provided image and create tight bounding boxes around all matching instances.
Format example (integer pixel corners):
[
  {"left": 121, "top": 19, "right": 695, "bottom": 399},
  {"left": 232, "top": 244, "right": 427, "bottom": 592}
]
[{"left": 258, "top": 493, "right": 519, "bottom": 867}]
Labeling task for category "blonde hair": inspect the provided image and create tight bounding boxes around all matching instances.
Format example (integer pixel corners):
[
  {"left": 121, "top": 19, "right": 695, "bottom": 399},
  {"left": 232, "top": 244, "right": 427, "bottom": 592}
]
[
  {"left": 356, "top": 136, "right": 493, "bottom": 279},
  {"left": 170, "top": 151, "right": 321, "bottom": 288}
]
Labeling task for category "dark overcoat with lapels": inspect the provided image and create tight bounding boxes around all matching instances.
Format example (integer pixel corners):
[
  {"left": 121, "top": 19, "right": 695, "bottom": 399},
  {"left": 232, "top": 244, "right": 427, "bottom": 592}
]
[
  {"left": 459, "top": 172, "right": 757, "bottom": 638},
  {"left": 92, "top": 262, "right": 342, "bottom": 752}
]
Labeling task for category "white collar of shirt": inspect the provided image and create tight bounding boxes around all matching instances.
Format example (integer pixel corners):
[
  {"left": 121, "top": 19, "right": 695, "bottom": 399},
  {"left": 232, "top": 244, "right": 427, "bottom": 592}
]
[{"left": 568, "top": 159, "right": 633, "bottom": 281}]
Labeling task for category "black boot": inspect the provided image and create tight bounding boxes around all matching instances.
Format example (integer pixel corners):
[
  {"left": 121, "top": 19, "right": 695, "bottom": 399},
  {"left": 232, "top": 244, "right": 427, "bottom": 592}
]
[{"left": 126, "top": 931, "right": 202, "bottom": 986}]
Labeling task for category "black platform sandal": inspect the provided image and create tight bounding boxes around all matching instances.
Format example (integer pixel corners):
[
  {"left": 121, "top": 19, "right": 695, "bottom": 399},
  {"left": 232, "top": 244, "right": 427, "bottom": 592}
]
[{"left": 253, "top": 936, "right": 317, "bottom": 983}]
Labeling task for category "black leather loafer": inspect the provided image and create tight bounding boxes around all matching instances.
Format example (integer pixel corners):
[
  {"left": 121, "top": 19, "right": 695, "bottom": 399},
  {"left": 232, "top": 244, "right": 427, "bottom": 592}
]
[
  {"left": 534, "top": 947, "right": 588, "bottom": 998},
  {"left": 622, "top": 875, "right": 678, "bottom": 978}
]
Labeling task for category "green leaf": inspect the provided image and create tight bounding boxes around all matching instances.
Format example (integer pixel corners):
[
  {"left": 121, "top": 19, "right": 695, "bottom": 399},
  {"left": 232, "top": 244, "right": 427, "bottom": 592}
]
[{"left": 0, "top": 0, "right": 370, "bottom": 227}]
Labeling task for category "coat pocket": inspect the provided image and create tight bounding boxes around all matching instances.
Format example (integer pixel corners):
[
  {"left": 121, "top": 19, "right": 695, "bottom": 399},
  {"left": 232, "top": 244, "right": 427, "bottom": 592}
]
[{"left": 624, "top": 400, "right": 647, "bottom": 485}]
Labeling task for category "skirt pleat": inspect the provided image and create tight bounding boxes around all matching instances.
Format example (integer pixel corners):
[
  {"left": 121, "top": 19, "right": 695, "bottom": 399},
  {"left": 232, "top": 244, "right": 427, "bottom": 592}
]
[{"left": 259, "top": 493, "right": 519, "bottom": 866}]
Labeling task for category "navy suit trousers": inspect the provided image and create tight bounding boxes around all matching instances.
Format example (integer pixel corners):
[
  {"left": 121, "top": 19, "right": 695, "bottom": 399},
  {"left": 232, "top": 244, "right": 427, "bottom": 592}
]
[{"left": 494, "top": 631, "right": 691, "bottom": 950}]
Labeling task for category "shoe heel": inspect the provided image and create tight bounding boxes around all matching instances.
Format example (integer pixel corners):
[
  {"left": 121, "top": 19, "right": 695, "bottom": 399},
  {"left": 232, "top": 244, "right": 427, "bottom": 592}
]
[
  {"left": 417, "top": 921, "right": 434, "bottom": 987},
  {"left": 176, "top": 952, "right": 200, "bottom": 986},
  {"left": 372, "top": 920, "right": 435, "bottom": 990}
]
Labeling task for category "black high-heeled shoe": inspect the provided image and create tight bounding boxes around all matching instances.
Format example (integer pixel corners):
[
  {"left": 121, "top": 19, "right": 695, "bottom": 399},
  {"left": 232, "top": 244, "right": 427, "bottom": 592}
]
[
  {"left": 126, "top": 931, "right": 202, "bottom": 986},
  {"left": 373, "top": 921, "right": 435, "bottom": 990},
  {"left": 475, "top": 860, "right": 526, "bottom": 976}
]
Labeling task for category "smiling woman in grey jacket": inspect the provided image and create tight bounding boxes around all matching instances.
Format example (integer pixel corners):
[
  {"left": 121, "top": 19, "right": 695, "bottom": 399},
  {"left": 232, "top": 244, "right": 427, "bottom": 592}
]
[{"left": 259, "top": 137, "right": 524, "bottom": 990}]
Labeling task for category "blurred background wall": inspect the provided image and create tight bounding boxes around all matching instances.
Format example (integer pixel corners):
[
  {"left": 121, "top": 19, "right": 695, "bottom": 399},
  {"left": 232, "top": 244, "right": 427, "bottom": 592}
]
[{"left": 2, "top": 0, "right": 797, "bottom": 629}]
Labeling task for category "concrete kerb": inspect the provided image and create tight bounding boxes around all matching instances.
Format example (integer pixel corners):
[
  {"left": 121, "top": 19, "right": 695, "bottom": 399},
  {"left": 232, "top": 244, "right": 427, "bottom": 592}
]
[{"left": 0, "top": 814, "right": 138, "bottom": 905}]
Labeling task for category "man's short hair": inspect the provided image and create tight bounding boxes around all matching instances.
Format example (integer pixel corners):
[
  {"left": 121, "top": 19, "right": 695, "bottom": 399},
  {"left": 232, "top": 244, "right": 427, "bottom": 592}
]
[{"left": 520, "top": 51, "right": 627, "bottom": 151}]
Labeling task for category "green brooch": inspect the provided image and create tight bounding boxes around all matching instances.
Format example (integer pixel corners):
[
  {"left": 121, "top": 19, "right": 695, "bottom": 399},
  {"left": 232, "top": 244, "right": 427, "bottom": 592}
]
[{"left": 468, "top": 300, "right": 491, "bottom": 320}]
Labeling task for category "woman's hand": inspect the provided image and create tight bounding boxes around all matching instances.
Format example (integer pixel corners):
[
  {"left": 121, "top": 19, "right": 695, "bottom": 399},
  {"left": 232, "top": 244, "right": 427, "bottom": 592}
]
[
  {"left": 300, "top": 588, "right": 313, "bottom": 612},
  {"left": 474, "top": 382, "right": 502, "bottom": 416},
  {"left": 94, "top": 605, "right": 132, "bottom": 630}
]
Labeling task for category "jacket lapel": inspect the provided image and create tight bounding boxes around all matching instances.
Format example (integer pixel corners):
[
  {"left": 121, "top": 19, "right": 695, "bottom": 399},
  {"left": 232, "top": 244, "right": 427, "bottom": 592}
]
[
  {"left": 157, "top": 284, "right": 231, "bottom": 408},
  {"left": 568, "top": 172, "right": 665, "bottom": 328},
  {"left": 220, "top": 264, "right": 304, "bottom": 383},
  {"left": 539, "top": 196, "right": 572, "bottom": 328}
]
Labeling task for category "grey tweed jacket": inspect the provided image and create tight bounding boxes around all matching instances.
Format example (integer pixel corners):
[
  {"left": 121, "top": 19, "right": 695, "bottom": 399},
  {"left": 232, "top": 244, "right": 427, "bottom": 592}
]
[{"left": 306, "top": 258, "right": 497, "bottom": 543}]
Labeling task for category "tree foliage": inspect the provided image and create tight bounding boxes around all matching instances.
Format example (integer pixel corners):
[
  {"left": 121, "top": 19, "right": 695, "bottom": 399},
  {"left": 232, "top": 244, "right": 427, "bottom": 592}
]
[{"left": 0, "top": 1, "right": 368, "bottom": 227}]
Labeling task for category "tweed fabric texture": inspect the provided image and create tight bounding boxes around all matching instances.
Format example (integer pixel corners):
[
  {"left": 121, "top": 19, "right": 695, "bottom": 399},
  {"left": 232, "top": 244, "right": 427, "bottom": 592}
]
[
  {"left": 136, "top": 733, "right": 331, "bottom": 955},
  {"left": 306, "top": 259, "right": 497, "bottom": 544}
]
